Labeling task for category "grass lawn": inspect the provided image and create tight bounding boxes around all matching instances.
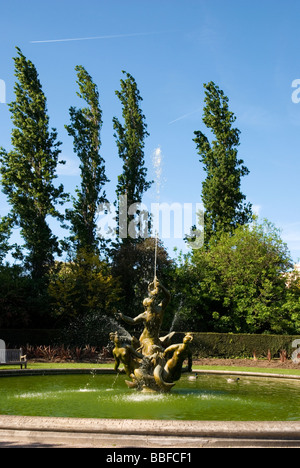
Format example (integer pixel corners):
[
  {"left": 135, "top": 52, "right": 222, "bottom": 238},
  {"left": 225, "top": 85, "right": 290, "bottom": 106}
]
[
  {"left": 1, "top": 361, "right": 300, "bottom": 376},
  {"left": 29, "top": 362, "right": 114, "bottom": 369},
  {"left": 193, "top": 364, "right": 300, "bottom": 376}
]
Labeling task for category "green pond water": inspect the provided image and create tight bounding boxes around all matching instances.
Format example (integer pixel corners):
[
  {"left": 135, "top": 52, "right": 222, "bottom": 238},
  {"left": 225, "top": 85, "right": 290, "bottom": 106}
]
[{"left": 0, "top": 373, "right": 299, "bottom": 421}]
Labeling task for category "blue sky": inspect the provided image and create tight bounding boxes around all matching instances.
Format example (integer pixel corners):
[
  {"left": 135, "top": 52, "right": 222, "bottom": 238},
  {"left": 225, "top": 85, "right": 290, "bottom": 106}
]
[{"left": 0, "top": 0, "right": 300, "bottom": 262}]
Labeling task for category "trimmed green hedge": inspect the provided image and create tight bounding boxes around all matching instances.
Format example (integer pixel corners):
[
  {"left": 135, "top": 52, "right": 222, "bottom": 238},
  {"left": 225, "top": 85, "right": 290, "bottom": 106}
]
[
  {"left": 1, "top": 329, "right": 300, "bottom": 359},
  {"left": 172, "top": 332, "right": 300, "bottom": 359}
]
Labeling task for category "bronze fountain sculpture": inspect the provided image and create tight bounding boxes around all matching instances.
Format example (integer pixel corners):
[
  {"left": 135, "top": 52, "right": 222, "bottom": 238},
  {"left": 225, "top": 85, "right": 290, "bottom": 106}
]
[{"left": 111, "top": 277, "right": 193, "bottom": 393}]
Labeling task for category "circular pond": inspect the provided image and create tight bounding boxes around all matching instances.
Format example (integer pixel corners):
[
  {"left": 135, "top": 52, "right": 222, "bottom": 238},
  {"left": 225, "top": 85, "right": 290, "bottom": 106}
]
[{"left": 1, "top": 373, "right": 300, "bottom": 421}]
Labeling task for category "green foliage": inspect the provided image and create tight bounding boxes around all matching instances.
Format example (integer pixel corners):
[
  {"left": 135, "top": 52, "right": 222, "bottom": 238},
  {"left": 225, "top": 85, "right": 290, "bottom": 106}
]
[
  {"left": 0, "top": 264, "right": 53, "bottom": 328},
  {"left": 0, "top": 215, "right": 12, "bottom": 264},
  {"left": 0, "top": 48, "right": 67, "bottom": 279},
  {"left": 65, "top": 66, "right": 108, "bottom": 255},
  {"left": 48, "top": 248, "right": 122, "bottom": 324},
  {"left": 112, "top": 237, "right": 174, "bottom": 318},
  {"left": 113, "top": 70, "right": 152, "bottom": 212},
  {"left": 282, "top": 271, "right": 300, "bottom": 332},
  {"left": 111, "top": 71, "right": 155, "bottom": 315},
  {"left": 173, "top": 220, "right": 299, "bottom": 334},
  {"left": 194, "top": 82, "right": 252, "bottom": 243}
]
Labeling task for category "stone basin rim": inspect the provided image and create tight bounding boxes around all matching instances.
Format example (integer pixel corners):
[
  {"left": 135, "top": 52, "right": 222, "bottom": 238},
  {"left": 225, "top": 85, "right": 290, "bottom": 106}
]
[
  {"left": 0, "top": 367, "right": 300, "bottom": 380},
  {"left": 0, "top": 415, "right": 300, "bottom": 440}
]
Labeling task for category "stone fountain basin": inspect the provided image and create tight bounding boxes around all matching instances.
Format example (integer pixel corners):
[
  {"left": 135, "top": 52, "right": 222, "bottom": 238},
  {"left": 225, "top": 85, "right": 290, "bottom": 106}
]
[
  {"left": 0, "top": 369, "right": 300, "bottom": 447},
  {"left": 0, "top": 369, "right": 300, "bottom": 421}
]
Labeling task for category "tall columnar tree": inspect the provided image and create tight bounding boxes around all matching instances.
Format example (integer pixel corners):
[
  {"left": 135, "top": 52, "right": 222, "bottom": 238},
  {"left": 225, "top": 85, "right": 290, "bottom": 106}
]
[
  {"left": 194, "top": 82, "right": 252, "bottom": 244},
  {"left": 112, "top": 71, "right": 153, "bottom": 315},
  {"left": 0, "top": 47, "right": 67, "bottom": 280},
  {"left": 65, "top": 65, "right": 108, "bottom": 256},
  {"left": 113, "top": 70, "right": 152, "bottom": 240}
]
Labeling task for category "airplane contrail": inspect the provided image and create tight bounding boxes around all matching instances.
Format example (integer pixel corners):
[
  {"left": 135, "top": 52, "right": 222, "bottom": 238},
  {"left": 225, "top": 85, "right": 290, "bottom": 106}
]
[
  {"left": 168, "top": 108, "right": 202, "bottom": 125},
  {"left": 30, "top": 31, "right": 167, "bottom": 44}
]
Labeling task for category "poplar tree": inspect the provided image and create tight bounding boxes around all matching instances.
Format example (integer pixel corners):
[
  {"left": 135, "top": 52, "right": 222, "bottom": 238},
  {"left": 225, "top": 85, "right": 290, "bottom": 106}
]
[
  {"left": 113, "top": 70, "right": 152, "bottom": 239},
  {"left": 194, "top": 82, "right": 252, "bottom": 243},
  {"left": 0, "top": 48, "right": 67, "bottom": 280},
  {"left": 65, "top": 65, "right": 108, "bottom": 255},
  {"left": 112, "top": 71, "right": 153, "bottom": 315}
]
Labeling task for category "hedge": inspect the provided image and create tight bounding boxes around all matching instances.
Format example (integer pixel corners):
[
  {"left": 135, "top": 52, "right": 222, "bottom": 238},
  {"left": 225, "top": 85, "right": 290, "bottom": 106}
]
[
  {"left": 1, "top": 329, "right": 300, "bottom": 359},
  {"left": 172, "top": 332, "right": 300, "bottom": 359}
]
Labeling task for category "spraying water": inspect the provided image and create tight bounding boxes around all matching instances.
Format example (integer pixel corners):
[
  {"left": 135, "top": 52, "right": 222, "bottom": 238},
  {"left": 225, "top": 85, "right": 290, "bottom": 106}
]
[{"left": 152, "top": 146, "right": 163, "bottom": 280}]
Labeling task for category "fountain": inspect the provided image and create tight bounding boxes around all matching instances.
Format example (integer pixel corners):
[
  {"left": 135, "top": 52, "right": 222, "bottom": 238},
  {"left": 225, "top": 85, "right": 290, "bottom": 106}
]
[
  {"left": 111, "top": 277, "right": 193, "bottom": 393},
  {"left": 107, "top": 145, "right": 193, "bottom": 393}
]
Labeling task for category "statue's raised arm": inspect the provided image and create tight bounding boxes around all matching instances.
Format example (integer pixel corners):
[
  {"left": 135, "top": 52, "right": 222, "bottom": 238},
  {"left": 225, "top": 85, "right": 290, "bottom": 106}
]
[
  {"left": 157, "top": 279, "right": 171, "bottom": 309},
  {"left": 117, "top": 311, "right": 147, "bottom": 326}
]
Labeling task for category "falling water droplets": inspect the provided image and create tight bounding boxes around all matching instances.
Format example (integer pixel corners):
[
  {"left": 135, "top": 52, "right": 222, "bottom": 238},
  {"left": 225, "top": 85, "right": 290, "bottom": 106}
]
[
  {"left": 152, "top": 146, "right": 163, "bottom": 280},
  {"left": 152, "top": 146, "right": 163, "bottom": 200}
]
